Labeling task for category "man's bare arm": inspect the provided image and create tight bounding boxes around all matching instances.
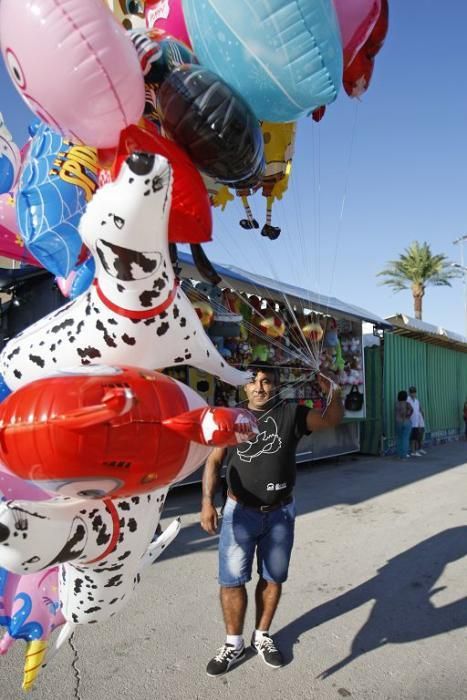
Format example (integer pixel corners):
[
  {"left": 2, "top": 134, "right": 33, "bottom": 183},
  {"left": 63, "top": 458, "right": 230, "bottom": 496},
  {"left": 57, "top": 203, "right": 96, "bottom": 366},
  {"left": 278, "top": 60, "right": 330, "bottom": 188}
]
[{"left": 200, "top": 447, "right": 226, "bottom": 535}]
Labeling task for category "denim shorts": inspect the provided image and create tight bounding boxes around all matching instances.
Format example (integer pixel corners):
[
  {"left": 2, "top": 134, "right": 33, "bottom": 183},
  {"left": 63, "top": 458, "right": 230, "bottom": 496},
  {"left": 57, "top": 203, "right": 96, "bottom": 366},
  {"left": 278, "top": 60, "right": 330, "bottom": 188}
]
[{"left": 218, "top": 497, "right": 296, "bottom": 587}]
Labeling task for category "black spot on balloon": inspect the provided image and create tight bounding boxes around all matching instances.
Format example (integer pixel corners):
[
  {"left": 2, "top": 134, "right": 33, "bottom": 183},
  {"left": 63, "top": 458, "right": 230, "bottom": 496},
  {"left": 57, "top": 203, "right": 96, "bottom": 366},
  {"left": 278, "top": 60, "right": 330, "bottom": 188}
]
[{"left": 156, "top": 322, "right": 169, "bottom": 336}]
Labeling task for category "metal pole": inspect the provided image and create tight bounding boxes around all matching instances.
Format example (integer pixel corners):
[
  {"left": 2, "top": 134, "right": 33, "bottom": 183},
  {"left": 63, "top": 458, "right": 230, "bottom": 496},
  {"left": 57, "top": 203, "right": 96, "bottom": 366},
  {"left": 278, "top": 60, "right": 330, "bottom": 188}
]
[{"left": 453, "top": 235, "right": 467, "bottom": 338}]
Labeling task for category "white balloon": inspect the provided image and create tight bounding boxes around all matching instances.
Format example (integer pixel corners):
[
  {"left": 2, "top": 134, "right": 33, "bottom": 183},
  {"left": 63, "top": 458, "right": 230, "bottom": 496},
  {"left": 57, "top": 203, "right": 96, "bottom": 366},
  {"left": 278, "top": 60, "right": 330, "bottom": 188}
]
[{"left": 0, "top": 152, "right": 250, "bottom": 391}]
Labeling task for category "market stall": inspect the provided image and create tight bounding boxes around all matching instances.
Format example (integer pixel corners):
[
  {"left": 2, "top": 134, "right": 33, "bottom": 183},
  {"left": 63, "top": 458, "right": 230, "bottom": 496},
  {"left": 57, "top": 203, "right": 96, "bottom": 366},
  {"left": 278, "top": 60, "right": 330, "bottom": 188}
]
[{"left": 166, "top": 252, "right": 391, "bottom": 479}]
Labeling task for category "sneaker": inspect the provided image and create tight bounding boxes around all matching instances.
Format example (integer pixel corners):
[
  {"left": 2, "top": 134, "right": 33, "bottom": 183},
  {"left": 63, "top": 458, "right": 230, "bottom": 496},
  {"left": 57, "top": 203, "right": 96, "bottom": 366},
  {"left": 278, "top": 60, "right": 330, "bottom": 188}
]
[
  {"left": 418, "top": 449, "right": 427, "bottom": 455},
  {"left": 411, "top": 452, "right": 422, "bottom": 457},
  {"left": 206, "top": 643, "right": 245, "bottom": 677},
  {"left": 251, "top": 634, "right": 283, "bottom": 669}
]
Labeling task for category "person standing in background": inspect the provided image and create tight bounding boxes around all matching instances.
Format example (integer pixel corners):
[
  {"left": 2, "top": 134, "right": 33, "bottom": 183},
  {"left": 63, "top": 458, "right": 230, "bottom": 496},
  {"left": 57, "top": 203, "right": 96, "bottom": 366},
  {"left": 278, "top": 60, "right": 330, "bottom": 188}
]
[
  {"left": 407, "top": 386, "right": 426, "bottom": 456},
  {"left": 395, "top": 390, "right": 413, "bottom": 459}
]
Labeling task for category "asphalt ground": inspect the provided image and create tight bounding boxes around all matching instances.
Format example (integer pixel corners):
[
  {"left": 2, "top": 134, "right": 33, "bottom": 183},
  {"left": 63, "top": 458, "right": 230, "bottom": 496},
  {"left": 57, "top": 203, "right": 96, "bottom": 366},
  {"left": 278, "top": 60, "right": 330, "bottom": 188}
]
[{"left": 2, "top": 440, "right": 467, "bottom": 700}]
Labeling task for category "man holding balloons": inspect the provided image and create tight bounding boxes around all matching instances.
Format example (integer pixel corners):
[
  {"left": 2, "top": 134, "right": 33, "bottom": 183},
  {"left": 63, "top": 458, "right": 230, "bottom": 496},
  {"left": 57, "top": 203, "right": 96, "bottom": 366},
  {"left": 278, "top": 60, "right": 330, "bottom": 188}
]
[{"left": 201, "top": 364, "right": 343, "bottom": 676}]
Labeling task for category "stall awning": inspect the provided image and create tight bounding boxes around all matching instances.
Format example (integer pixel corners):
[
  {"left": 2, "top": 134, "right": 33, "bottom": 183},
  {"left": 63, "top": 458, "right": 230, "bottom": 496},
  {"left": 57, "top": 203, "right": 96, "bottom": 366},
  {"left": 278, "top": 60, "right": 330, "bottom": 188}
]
[
  {"left": 177, "top": 251, "right": 392, "bottom": 328},
  {"left": 385, "top": 313, "right": 467, "bottom": 353}
]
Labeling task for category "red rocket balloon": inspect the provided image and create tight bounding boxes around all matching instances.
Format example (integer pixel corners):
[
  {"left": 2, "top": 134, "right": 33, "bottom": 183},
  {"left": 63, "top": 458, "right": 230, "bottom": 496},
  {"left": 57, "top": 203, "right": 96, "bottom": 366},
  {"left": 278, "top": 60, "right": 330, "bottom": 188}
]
[{"left": 0, "top": 366, "right": 257, "bottom": 498}]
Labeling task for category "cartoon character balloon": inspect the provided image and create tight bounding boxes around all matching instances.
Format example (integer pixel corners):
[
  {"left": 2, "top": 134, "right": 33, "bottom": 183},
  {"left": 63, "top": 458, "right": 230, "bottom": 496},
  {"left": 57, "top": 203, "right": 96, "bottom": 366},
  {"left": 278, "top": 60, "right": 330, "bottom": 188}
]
[
  {"left": 0, "top": 485, "right": 181, "bottom": 676},
  {"left": 128, "top": 27, "right": 198, "bottom": 127},
  {"left": 0, "top": 567, "right": 65, "bottom": 691},
  {"left": 114, "top": 124, "right": 212, "bottom": 245},
  {"left": 0, "top": 193, "right": 39, "bottom": 265},
  {"left": 16, "top": 123, "right": 98, "bottom": 277},
  {"left": 0, "top": 0, "right": 145, "bottom": 148},
  {"left": 236, "top": 121, "right": 297, "bottom": 240},
  {"left": 105, "top": 0, "right": 146, "bottom": 29},
  {"left": 0, "top": 466, "right": 65, "bottom": 691},
  {"left": 158, "top": 65, "right": 265, "bottom": 188},
  {"left": 0, "top": 366, "right": 258, "bottom": 497},
  {"left": 182, "top": 0, "right": 343, "bottom": 122},
  {"left": 145, "top": 0, "right": 192, "bottom": 48},
  {"left": 0, "top": 150, "right": 250, "bottom": 392}
]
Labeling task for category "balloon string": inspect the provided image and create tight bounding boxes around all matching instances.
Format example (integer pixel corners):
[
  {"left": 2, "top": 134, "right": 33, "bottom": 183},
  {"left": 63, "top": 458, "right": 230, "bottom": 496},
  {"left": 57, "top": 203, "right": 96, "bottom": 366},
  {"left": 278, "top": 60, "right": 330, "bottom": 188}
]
[{"left": 188, "top": 285, "right": 314, "bottom": 367}]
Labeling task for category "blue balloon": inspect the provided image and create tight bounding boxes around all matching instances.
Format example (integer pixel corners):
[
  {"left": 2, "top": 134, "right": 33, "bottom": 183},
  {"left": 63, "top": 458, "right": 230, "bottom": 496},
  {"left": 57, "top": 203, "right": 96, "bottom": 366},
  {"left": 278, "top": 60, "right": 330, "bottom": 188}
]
[
  {"left": 16, "top": 124, "right": 98, "bottom": 278},
  {"left": 68, "top": 256, "right": 95, "bottom": 299},
  {"left": 0, "top": 116, "right": 21, "bottom": 195},
  {"left": 0, "top": 155, "right": 16, "bottom": 194},
  {"left": 182, "top": 0, "right": 343, "bottom": 122},
  {"left": 0, "top": 374, "right": 11, "bottom": 402}
]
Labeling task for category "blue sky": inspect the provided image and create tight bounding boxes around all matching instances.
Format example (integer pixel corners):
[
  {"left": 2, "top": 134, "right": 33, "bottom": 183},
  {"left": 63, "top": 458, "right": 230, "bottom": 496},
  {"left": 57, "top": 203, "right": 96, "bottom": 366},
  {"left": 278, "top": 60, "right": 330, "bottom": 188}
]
[{"left": 1, "top": 0, "right": 466, "bottom": 336}]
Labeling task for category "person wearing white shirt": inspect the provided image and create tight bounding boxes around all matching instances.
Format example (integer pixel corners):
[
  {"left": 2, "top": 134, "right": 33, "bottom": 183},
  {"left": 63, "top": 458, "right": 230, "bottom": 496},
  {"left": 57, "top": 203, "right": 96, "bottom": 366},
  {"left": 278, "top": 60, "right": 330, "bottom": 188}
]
[{"left": 407, "top": 386, "right": 426, "bottom": 456}]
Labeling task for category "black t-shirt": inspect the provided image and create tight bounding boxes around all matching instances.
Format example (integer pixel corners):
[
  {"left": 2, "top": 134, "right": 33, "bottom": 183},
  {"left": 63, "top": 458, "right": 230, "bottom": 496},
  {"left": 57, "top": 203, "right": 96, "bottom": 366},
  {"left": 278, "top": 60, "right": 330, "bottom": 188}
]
[{"left": 225, "top": 403, "right": 311, "bottom": 507}]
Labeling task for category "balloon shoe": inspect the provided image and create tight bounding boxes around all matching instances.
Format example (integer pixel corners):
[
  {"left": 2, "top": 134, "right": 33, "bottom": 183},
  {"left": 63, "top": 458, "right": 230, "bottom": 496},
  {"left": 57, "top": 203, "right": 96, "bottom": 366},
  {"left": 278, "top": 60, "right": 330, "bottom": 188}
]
[
  {"left": 239, "top": 218, "right": 259, "bottom": 230},
  {"left": 261, "top": 224, "right": 281, "bottom": 240}
]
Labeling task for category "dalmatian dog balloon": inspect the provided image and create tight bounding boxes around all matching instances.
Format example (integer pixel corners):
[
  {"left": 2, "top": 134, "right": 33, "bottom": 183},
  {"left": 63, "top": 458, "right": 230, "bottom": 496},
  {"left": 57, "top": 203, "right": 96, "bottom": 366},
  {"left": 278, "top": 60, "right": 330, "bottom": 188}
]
[
  {"left": 0, "top": 487, "right": 180, "bottom": 658},
  {"left": 0, "top": 152, "right": 251, "bottom": 392}
]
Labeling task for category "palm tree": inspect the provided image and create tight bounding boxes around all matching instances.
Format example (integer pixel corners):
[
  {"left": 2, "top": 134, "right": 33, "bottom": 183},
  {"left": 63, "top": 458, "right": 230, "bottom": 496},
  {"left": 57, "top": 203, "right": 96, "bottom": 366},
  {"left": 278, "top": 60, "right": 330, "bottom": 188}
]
[{"left": 377, "top": 241, "right": 461, "bottom": 320}]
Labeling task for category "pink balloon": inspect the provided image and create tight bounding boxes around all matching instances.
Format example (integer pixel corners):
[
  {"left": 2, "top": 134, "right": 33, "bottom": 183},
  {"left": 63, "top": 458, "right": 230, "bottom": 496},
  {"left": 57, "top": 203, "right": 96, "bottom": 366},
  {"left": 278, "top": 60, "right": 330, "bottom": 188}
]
[
  {"left": 0, "top": 467, "right": 63, "bottom": 692},
  {"left": 0, "top": 193, "right": 39, "bottom": 265},
  {"left": 0, "top": 568, "right": 65, "bottom": 654},
  {"left": 0, "top": 0, "right": 145, "bottom": 148},
  {"left": 333, "top": 0, "right": 381, "bottom": 66},
  {"left": 0, "top": 463, "right": 50, "bottom": 501},
  {"left": 145, "top": 0, "right": 192, "bottom": 49},
  {"left": 55, "top": 270, "right": 77, "bottom": 298}
]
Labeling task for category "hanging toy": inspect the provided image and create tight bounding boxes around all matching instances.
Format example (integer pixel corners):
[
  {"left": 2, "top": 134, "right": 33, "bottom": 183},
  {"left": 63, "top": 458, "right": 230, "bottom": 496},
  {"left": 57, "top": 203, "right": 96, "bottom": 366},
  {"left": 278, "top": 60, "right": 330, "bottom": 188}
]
[
  {"left": 192, "top": 300, "right": 214, "bottom": 329},
  {"left": 259, "top": 315, "right": 286, "bottom": 339},
  {"left": 302, "top": 318, "right": 324, "bottom": 342},
  {"left": 237, "top": 121, "right": 297, "bottom": 240},
  {"left": 324, "top": 318, "right": 339, "bottom": 347}
]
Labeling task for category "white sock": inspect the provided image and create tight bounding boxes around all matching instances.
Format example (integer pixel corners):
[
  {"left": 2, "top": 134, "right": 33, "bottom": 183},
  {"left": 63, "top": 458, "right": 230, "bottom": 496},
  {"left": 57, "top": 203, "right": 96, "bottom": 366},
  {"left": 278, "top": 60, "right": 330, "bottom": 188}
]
[
  {"left": 254, "top": 629, "right": 269, "bottom": 642},
  {"left": 226, "top": 634, "right": 243, "bottom": 649}
]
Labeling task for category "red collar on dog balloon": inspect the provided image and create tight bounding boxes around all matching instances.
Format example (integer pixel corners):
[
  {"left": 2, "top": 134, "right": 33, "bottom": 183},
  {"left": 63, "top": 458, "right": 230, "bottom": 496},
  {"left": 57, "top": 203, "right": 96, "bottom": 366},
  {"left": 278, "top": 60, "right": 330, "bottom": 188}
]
[
  {"left": 93, "top": 278, "right": 179, "bottom": 319},
  {"left": 85, "top": 498, "right": 121, "bottom": 565}
]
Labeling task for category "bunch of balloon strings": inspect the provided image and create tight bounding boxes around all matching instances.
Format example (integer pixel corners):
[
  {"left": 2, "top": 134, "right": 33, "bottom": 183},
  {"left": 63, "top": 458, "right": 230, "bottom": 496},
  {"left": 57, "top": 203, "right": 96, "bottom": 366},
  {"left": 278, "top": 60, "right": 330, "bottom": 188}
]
[{"left": 192, "top": 106, "right": 361, "bottom": 416}]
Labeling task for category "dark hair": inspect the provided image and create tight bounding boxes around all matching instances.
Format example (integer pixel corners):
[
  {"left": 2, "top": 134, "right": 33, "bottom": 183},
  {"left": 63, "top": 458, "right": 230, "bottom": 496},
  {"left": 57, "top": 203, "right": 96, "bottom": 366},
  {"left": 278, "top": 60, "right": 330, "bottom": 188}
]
[
  {"left": 409, "top": 386, "right": 417, "bottom": 393},
  {"left": 398, "top": 390, "right": 408, "bottom": 401},
  {"left": 248, "top": 362, "right": 278, "bottom": 384}
]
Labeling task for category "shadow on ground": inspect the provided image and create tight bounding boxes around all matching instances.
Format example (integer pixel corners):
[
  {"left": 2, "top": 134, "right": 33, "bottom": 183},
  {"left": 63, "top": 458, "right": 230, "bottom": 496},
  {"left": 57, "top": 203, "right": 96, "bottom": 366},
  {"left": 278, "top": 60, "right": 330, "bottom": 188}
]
[{"left": 274, "top": 526, "right": 467, "bottom": 677}]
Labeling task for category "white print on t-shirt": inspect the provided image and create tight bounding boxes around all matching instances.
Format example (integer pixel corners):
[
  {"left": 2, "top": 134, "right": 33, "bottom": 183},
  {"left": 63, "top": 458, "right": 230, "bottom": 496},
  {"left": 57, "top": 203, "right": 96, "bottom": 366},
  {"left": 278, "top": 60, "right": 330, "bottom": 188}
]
[
  {"left": 236, "top": 416, "right": 282, "bottom": 463},
  {"left": 266, "top": 482, "right": 287, "bottom": 491}
]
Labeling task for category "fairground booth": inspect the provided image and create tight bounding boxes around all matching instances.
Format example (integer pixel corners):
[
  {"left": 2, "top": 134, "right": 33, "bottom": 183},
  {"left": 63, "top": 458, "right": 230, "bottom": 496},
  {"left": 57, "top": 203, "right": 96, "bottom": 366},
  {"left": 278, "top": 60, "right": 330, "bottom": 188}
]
[{"left": 170, "top": 251, "right": 391, "bottom": 479}]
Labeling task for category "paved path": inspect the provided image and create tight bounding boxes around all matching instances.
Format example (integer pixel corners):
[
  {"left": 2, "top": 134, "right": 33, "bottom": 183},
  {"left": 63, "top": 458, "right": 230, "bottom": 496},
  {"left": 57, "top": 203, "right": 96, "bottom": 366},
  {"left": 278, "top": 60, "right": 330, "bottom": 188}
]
[{"left": 2, "top": 441, "right": 467, "bottom": 699}]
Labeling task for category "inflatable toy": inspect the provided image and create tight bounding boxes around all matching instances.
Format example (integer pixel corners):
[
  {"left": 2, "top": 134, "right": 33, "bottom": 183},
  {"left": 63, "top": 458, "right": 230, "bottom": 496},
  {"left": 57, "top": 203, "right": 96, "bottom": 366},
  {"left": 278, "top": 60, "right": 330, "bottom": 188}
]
[
  {"left": 158, "top": 64, "right": 265, "bottom": 187},
  {"left": 0, "top": 365, "right": 258, "bottom": 497},
  {"left": 0, "top": 151, "right": 250, "bottom": 391},
  {"left": 0, "top": 0, "right": 145, "bottom": 148},
  {"left": 0, "top": 114, "right": 21, "bottom": 194},
  {"left": 16, "top": 123, "right": 98, "bottom": 277},
  {"left": 182, "top": 0, "right": 343, "bottom": 121}
]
